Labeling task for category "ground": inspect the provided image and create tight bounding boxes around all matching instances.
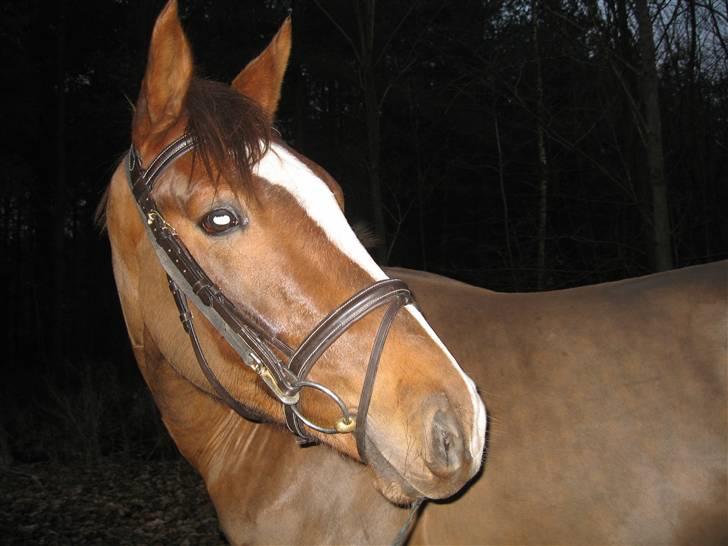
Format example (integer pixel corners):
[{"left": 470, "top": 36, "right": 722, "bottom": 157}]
[{"left": 0, "top": 457, "right": 224, "bottom": 545}]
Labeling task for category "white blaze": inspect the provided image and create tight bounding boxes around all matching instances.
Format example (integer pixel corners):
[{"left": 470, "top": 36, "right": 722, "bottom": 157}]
[
  {"left": 254, "top": 144, "right": 487, "bottom": 460},
  {"left": 255, "top": 144, "right": 388, "bottom": 282}
]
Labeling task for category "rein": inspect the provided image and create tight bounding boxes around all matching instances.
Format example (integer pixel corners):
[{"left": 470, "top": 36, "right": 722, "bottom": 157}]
[{"left": 126, "top": 135, "right": 415, "bottom": 460}]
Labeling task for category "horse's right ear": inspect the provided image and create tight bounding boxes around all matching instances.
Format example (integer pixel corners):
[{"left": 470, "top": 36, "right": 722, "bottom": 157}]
[
  {"left": 231, "top": 17, "right": 292, "bottom": 121},
  {"left": 132, "top": 0, "right": 193, "bottom": 148}
]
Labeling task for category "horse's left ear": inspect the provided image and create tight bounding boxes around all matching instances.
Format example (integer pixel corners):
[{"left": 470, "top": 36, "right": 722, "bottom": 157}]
[
  {"left": 133, "top": 0, "right": 194, "bottom": 146},
  {"left": 231, "top": 17, "right": 291, "bottom": 120}
]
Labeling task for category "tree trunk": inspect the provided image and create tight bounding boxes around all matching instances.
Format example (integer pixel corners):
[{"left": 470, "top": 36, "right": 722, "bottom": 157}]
[
  {"left": 407, "top": 82, "right": 428, "bottom": 270},
  {"left": 494, "top": 111, "right": 516, "bottom": 289},
  {"left": 363, "top": 73, "right": 387, "bottom": 263},
  {"left": 533, "top": 0, "right": 549, "bottom": 289},
  {"left": 315, "top": 0, "right": 389, "bottom": 263},
  {"left": 51, "top": 3, "right": 67, "bottom": 361},
  {"left": 357, "top": 0, "right": 387, "bottom": 263},
  {"left": 635, "top": 0, "right": 673, "bottom": 271}
]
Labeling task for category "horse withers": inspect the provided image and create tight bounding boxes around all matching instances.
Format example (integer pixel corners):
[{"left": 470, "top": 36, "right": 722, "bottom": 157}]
[{"left": 104, "top": 0, "right": 485, "bottom": 510}]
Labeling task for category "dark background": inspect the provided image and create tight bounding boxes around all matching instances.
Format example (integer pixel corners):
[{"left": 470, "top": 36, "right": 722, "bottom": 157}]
[{"left": 1, "top": 0, "right": 726, "bottom": 464}]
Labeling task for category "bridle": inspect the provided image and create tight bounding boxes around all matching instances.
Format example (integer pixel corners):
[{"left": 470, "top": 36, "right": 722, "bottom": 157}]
[
  {"left": 126, "top": 135, "right": 415, "bottom": 461},
  {"left": 127, "top": 134, "right": 425, "bottom": 544}
]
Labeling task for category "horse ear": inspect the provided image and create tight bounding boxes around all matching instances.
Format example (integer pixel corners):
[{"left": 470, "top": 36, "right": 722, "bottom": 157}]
[
  {"left": 231, "top": 17, "right": 291, "bottom": 120},
  {"left": 133, "top": 0, "right": 193, "bottom": 145}
]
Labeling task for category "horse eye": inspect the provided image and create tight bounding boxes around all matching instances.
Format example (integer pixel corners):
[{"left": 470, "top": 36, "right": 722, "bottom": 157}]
[{"left": 200, "top": 208, "right": 242, "bottom": 235}]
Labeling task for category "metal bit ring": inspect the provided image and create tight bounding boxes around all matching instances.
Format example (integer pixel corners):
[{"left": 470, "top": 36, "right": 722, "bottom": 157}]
[{"left": 289, "top": 380, "right": 356, "bottom": 434}]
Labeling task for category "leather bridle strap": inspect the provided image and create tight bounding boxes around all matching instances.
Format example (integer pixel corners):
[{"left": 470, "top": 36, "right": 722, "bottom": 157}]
[
  {"left": 392, "top": 498, "right": 426, "bottom": 546},
  {"left": 283, "top": 279, "right": 413, "bottom": 451},
  {"left": 355, "top": 295, "right": 406, "bottom": 461},
  {"left": 167, "top": 276, "right": 266, "bottom": 423}
]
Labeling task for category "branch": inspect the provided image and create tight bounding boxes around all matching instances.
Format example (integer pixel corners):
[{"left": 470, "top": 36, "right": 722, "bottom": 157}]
[{"left": 313, "top": 0, "right": 362, "bottom": 64}]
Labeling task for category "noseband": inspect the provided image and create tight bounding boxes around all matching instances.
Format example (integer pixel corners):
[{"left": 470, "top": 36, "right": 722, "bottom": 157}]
[{"left": 126, "top": 135, "right": 414, "bottom": 461}]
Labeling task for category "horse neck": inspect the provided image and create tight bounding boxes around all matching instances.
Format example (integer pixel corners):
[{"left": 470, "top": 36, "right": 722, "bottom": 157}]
[
  {"left": 134, "top": 338, "right": 239, "bottom": 473},
  {"left": 137, "top": 339, "right": 414, "bottom": 545}
]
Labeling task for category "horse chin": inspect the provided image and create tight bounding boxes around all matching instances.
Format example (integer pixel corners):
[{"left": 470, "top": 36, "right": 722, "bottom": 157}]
[
  {"left": 373, "top": 477, "right": 420, "bottom": 506},
  {"left": 364, "top": 438, "right": 422, "bottom": 506}
]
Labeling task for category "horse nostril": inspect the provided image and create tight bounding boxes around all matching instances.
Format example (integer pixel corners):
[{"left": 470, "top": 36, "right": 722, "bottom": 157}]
[{"left": 425, "top": 408, "right": 468, "bottom": 480}]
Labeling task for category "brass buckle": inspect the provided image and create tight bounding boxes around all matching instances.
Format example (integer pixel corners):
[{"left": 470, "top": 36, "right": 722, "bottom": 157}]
[{"left": 249, "top": 353, "right": 300, "bottom": 405}]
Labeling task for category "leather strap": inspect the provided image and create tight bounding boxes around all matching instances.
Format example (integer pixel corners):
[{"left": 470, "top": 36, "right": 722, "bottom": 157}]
[
  {"left": 355, "top": 297, "right": 407, "bottom": 461},
  {"left": 392, "top": 498, "right": 426, "bottom": 546},
  {"left": 288, "top": 280, "right": 412, "bottom": 380},
  {"left": 167, "top": 275, "right": 265, "bottom": 423},
  {"left": 283, "top": 279, "right": 413, "bottom": 450}
]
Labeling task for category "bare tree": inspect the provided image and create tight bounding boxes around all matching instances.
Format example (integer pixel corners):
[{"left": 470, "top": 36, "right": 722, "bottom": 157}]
[
  {"left": 314, "top": 0, "right": 404, "bottom": 263},
  {"left": 635, "top": 0, "right": 673, "bottom": 270},
  {"left": 52, "top": 2, "right": 68, "bottom": 360},
  {"left": 533, "top": 0, "right": 550, "bottom": 287}
]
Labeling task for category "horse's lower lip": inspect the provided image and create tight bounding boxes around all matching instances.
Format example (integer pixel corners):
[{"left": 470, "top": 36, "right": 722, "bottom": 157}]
[{"left": 363, "top": 437, "right": 423, "bottom": 504}]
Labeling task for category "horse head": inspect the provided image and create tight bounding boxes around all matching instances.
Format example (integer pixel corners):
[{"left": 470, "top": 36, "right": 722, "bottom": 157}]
[{"left": 105, "top": 0, "right": 486, "bottom": 504}]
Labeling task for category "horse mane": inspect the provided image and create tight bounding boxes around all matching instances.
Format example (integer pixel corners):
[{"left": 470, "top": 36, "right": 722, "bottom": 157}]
[
  {"left": 95, "top": 77, "right": 272, "bottom": 230},
  {"left": 185, "top": 77, "right": 272, "bottom": 188}
]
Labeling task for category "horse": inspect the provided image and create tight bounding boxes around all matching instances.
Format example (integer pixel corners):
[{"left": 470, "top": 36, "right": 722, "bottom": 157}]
[
  {"left": 103, "top": 2, "right": 727, "bottom": 544},
  {"left": 103, "top": 0, "right": 485, "bottom": 520},
  {"left": 161, "top": 263, "right": 725, "bottom": 545}
]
